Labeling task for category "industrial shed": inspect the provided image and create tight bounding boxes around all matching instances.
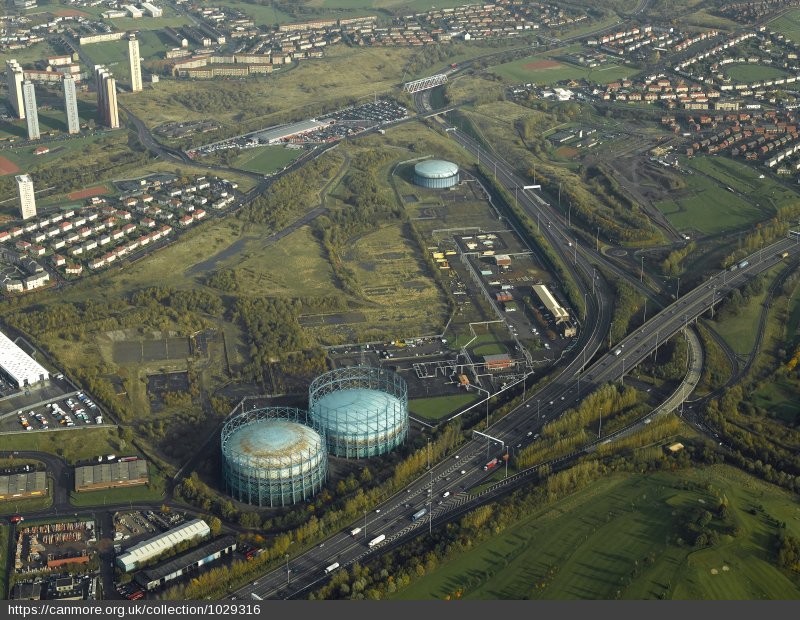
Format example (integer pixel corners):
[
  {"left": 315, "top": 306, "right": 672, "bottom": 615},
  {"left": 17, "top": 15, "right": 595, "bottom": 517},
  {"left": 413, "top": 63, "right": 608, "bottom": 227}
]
[
  {"left": 116, "top": 519, "right": 210, "bottom": 572},
  {"left": 134, "top": 536, "right": 237, "bottom": 591},
  {"left": 0, "top": 329, "right": 49, "bottom": 388},
  {"left": 74, "top": 460, "right": 149, "bottom": 492},
  {"left": 532, "top": 284, "right": 570, "bottom": 324},
  {"left": 0, "top": 471, "right": 47, "bottom": 501}
]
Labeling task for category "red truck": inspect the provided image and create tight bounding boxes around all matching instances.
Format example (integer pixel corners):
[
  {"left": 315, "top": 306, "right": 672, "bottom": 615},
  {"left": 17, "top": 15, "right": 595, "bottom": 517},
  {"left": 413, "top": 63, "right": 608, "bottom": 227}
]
[
  {"left": 10, "top": 515, "right": 24, "bottom": 524},
  {"left": 483, "top": 458, "right": 499, "bottom": 471}
]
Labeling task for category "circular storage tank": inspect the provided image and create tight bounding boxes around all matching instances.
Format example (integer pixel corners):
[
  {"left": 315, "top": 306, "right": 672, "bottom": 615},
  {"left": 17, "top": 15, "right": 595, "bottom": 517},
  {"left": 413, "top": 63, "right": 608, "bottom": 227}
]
[
  {"left": 413, "top": 159, "right": 460, "bottom": 189},
  {"left": 221, "top": 406, "right": 327, "bottom": 507},
  {"left": 309, "top": 366, "right": 408, "bottom": 459}
]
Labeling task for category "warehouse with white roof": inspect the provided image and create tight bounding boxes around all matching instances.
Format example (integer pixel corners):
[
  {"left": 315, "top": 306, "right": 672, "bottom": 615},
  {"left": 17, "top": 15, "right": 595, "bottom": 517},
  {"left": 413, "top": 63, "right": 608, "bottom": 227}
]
[
  {"left": 0, "top": 329, "right": 49, "bottom": 388},
  {"left": 116, "top": 518, "right": 210, "bottom": 572}
]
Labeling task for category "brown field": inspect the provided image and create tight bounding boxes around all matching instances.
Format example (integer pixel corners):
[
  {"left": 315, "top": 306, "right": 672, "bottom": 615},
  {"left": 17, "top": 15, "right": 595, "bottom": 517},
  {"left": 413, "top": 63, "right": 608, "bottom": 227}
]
[
  {"left": 67, "top": 185, "right": 107, "bottom": 200},
  {"left": 556, "top": 146, "right": 579, "bottom": 158},
  {"left": 523, "top": 59, "right": 562, "bottom": 70},
  {"left": 0, "top": 156, "right": 20, "bottom": 176}
]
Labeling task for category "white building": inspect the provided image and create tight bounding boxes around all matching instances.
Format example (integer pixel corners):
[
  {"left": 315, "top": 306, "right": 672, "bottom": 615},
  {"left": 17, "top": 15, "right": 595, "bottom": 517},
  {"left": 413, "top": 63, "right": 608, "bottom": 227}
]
[
  {"left": 16, "top": 175, "right": 36, "bottom": 221},
  {"left": 22, "top": 81, "right": 39, "bottom": 140},
  {"left": 128, "top": 34, "right": 142, "bottom": 92},
  {"left": 0, "top": 329, "right": 49, "bottom": 387},
  {"left": 116, "top": 519, "right": 210, "bottom": 572},
  {"left": 63, "top": 75, "right": 80, "bottom": 134},
  {"left": 140, "top": 2, "right": 163, "bottom": 17},
  {"left": 5, "top": 60, "right": 25, "bottom": 120},
  {"left": 123, "top": 4, "right": 143, "bottom": 18}
]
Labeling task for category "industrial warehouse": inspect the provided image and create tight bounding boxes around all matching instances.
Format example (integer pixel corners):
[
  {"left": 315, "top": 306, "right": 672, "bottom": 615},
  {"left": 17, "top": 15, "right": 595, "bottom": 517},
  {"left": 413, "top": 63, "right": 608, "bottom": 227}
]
[
  {"left": 134, "top": 536, "right": 237, "bottom": 592},
  {"left": 74, "top": 459, "right": 149, "bottom": 493},
  {"left": 0, "top": 329, "right": 49, "bottom": 388},
  {"left": 116, "top": 518, "right": 210, "bottom": 572},
  {"left": 0, "top": 471, "right": 47, "bottom": 501}
]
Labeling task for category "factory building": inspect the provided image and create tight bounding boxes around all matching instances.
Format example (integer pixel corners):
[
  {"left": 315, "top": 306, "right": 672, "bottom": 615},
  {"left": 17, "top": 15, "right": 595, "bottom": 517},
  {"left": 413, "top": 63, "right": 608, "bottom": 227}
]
[
  {"left": 74, "top": 459, "right": 149, "bottom": 492},
  {"left": 134, "top": 536, "right": 237, "bottom": 591},
  {"left": 532, "top": 284, "right": 570, "bottom": 323},
  {"left": 483, "top": 353, "right": 513, "bottom": 371},
  {"left": 0, "top": 471, "right": 47, "bottom": 501},
  {"left": 0, "top": 328, "right": 49, "bottom": 387},
  {"left": 116, "top": 519, "right": 210, "bottom": 572}
]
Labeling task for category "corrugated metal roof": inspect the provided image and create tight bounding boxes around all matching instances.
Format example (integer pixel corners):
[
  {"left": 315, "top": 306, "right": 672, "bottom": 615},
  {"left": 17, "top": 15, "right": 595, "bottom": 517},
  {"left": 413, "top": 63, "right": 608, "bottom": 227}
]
[
  {"left": 117, "top": 519, "right": 210, "bottom": 572},
  {"left": 0, "top": 330, "right": 50, "bottom": 387}
]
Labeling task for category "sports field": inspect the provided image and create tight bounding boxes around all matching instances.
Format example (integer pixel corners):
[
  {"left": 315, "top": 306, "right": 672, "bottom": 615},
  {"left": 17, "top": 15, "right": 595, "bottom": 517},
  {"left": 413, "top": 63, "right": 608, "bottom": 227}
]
[
  {"left": 232, "top": 146, "right": 305, "bottom": 175},
  {"left": 724, "top": 63, "right": 790, "bottom": 84},
  {"left": 393, "top": 465, "right": 800, "bottom": 599},
  {"left": 408, "top": 393, "right": 479, "bottom": 421},
  {"left": 492, "top": 57, "right": 636, "bottom": 85}
]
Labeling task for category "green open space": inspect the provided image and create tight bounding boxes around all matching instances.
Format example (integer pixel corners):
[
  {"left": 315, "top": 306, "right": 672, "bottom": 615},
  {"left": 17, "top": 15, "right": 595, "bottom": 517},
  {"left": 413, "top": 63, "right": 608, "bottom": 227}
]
[
  {"left": 654, "top": 167, "right": 766, "bottom": 235},
  {"left": 0, "top": 494, "right": 53, "bottom": 517},
  {"left": 724, "top": 64, "right": 791, "bottom": 84},
  {"left": 393, "top": 465, "right": 800, "bottom": 600},
  {"left": 70, "top": 480, "right": 165, "bottom": 507},
  {"left": 107, "top": 6, "right": 190, "bottom": 33},
  {"left": 712, "top": 264, "right": 781, "bottom": 356},
  {"left": 408, "top": 393, "right": 479, "bottom": 421},
  {"left": 769, "top": 9, "right": 800, "bottom": 44},
  {"left": 0, "top": 524, "right": 8, "bottom": 598},
  {"left": 0, "top": 428, "right": 122, "bottom": 465},
  {"left": 753, "top": 376, "right": 800, "bottom": 424},
  {"left": 472, "top": 343, "right": 508, "bottom": 356},
  {"left": 214, "top": 0, "right": 295, "bottom": 25},
  {"left": 491, "top": 57, "right": 637, "bottom": 85},
  {"left": 232, "top": 146, "right": 306, "bottom": 175},
  {"left": 122, "top": 44, "right": 416, "bottom": 131},
  {"left": 0, "top": 130, "right": 114, "bottom": 175},
  {"left": 687, "top": 156, "right": 800, "bottom": 212}
]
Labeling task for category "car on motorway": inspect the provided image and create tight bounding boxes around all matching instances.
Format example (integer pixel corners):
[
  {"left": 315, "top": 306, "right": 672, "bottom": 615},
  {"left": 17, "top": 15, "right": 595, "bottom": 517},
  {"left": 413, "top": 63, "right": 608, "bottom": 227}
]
[
  {"left": 527, "top": 431, "right": 533, "bottom": 436},
  {"left": 460, "top": 470, "right": 466, "bottom": 475}
]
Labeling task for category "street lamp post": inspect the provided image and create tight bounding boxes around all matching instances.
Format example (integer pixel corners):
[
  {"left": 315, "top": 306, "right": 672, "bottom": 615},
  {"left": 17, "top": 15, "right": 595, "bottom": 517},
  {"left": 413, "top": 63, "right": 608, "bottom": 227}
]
[{"left": 285, "top": 553, "right": 290, "bottom": 586}]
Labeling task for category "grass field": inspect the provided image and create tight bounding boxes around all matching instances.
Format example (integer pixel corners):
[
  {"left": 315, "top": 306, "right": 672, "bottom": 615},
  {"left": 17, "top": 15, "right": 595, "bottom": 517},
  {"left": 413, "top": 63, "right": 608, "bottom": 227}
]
[
  {"left": 492, "top": 57, "right": 637, "bottom": 85},
  {"left": 654, "top": 166, "right": 766, "bottom": 234},
  {"left": 0, "top": 524, "right": 8, "bottom": 598},
  {"left": 122, "top": 44, "right": 416, "bottom": 131},
  {"left": 232, "top": 224, "right": 340, "bottom": 298},
  {"left": 408, "top": 393, "right": 479, "bottom": 421},
  {"left": 753, "top": 376, "right": 800, "bottom": 424},
  {"left": 687, "top": 156, "right": 800, "bottom": 212},
  {"left": 0, "top": 494, "right": 53, "bottom": 516},
  {"left": 231, "top": 146, "right": 305, "bottom": 175},
  {"left": 70, "top": 482, "right": 164, "bottom": 507},
  {"left": 394, "top": 465, "right": 800, "bottom": 600},
  {"left": 724, "top": 63, "right": 790, "bottom": 84},
  {"left": 712, "top": 264, "right": 781, "bottom": 356},
  {"left": 769, "top": 9, "right": 800, "bottom": 43},
  {"left": 473, "top": 343, "right": 508, "bottom": 356},
  {"left": 0, "top": 429, "right": 121, "bottom": 465},
  {"left": 0, "top": 131, "right": 114, "bottom": 174}
]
